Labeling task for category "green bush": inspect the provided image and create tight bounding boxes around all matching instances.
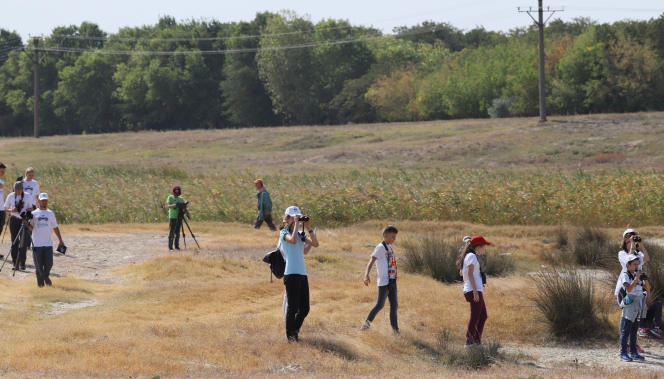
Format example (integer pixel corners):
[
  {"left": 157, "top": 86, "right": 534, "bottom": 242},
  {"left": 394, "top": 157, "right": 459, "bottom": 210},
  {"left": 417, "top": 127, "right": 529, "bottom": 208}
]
[
  {"left": 571, "top": 227, "right": 616, "bottom": 268},
  {"left": 642, "top": 243, "right": 664, "bottom": 302},
  {"left": 401, "top": 235, "right": 460, "bottom": 283},
  {"left": 487, "top": 98, "right": 512, "bottom": 118},
  {"left": 529, "top": 268, "right": 610, "bottom": 338}
]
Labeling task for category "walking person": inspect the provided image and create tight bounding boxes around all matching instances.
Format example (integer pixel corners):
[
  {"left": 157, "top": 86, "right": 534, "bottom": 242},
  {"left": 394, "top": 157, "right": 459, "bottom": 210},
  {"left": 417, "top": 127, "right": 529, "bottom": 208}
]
[
  {"left": 0, "top": 163, "right": 6, "bottom": 258},
  {"left": 166, "top": 186, "right": 190, "bottom": 251},
  {"left": 361, "top": 225, "right": 399, "bottom": 333},
  {"left": 254, "top": 179, "right": 276, "bottom": 231},
  {"left": 280, "top": 206, "right": 319, "bottom": 341},
  {"left": 618, "top": 255, "right": 647, "bottom": 362},
  {"left": 4, "top": 179, "right": 36, "bottom": 270},
  {"left": 457, "top": 235, "right": 490, "bottom": 347},
  {"left": 29, "top": 193, "right": 65, "bottom": 287}
]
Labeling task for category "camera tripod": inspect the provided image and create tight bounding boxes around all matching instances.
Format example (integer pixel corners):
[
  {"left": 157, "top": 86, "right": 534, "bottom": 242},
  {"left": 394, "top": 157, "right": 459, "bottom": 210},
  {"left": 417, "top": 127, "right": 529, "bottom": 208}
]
[
  {"left": 0, "top": 218, "right": 35, "bottom": 277},
  {"left": 174, "top": 206, "right": 200, "bottom": 249}
]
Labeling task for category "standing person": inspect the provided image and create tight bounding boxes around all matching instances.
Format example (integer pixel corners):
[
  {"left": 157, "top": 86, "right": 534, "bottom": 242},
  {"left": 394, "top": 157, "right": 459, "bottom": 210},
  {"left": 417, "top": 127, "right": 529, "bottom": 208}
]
[
  {"left": 166, "top": 186, "right": 190, "bottom": 251},
  {"left": 254, "top": 179, "right": 276, "bottom": 231},
  {"left": 0, "top": 163, "right": 6, "bottom": 258},
  {"left": 23, "top": 167, "right": 40, "bottom": 203},
  {"left": 618, "top": 255, "right": 647, "bottom": 362},
  {"left": 280, "top": 206, "right": 319, "bottom": 341},
  {"left": 4, "top": 180, "right": 36, "bottom": 270},
  {"left": 457, "top": 235, "right": 490, "bottom": 347},
  {"left": 615, "top": 229, "right": 649, "bottom": 353},
  {"left": 361, "top": 225, "right": 399, "bottom": 333},
  {"left": 29, "top": 193, "right": 65, "bottom": 287}
]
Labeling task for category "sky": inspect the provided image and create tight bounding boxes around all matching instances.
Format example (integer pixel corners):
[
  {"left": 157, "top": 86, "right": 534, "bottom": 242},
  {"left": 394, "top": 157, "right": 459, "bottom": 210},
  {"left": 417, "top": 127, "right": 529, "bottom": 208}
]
[{"left": 2, "top": 0, "right": 663, "bottom": 41}]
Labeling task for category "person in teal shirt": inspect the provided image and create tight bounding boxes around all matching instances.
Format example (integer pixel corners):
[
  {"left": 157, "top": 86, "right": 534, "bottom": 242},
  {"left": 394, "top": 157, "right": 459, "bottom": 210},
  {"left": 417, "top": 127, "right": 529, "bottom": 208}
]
[
  {"left": 254, "top": 179, "right": 276, "bottom": 231},
  {"left": 166, "top": 186, "right": 190, "bottom": 251}
]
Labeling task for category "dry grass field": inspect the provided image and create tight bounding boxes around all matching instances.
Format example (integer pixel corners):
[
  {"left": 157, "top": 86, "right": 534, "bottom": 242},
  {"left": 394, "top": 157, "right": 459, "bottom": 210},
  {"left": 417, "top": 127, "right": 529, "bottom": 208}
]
[{"left": 2, "top": 113, "right": 664, "bottom": 377}]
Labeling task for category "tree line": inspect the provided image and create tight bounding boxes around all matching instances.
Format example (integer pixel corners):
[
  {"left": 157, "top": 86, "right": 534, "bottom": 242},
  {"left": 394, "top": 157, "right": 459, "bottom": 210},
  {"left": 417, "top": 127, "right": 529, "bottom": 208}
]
[{"left": 1, "top": 12, "right": 663, "bottom": 136}]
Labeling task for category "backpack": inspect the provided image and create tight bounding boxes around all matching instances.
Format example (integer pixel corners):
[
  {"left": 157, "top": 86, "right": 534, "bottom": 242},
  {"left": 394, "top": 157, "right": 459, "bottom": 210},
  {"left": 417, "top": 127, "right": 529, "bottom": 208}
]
[{"left": 263, "top": 247, "right": 286, "bottom": 282}]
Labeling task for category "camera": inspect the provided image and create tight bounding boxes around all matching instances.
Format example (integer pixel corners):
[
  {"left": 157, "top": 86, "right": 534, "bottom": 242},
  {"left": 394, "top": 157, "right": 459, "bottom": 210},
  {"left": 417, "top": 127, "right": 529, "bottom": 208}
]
[
  {"left": 632, "top": 236, "right": 642, "bottom": 243},
  {"left": 175, "top": 201, "right": 189, "bottom": 209},
  {"left": 298, "top": 215, "right": 310, "bottom": 222},
  {"left": 638, "top": 270, "right": 648, "bottom": 281},
  {"left": 20, "top": 209, "right": 33, "bottom": 221}
]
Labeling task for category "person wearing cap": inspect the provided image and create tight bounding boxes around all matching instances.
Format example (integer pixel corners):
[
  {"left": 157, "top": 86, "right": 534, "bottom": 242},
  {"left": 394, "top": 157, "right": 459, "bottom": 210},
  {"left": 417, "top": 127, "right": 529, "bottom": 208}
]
[
  {"left": 166, "top": 186, "right": 190, "bottom": 251},
  {"left": 280, "top": 205, "right": 319, "bottom": 341},
  {"left": 4, "top": 179, "right": 36, "bottom": 270},
  {"left": 253, "top": 179, "right": 276, "bottom": 231},
  {"left": 456, "top": 235, "right": 490, "bottom": 347},
  {"left": 614, "top": 229, "right": 655, "bottom": 351},
  {"left": 618, "top": 255, "right": 647, "bottom": 362},
  {"left": 29, "top": 193, "right": 64, "bottom": 287}
]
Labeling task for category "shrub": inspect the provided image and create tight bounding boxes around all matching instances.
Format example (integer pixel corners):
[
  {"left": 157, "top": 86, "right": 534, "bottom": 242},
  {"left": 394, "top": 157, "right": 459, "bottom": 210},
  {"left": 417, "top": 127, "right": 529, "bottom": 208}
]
[
  {"left": 642, "top": 242, "right": 664, "bottom": 301},
  {"left": 529, "top": 268, "right": 611, "bottom": 338},
  {"left": 571, "top": 227, "right": 616, "bottom": 268},
  {"left": 479, "top": 252, "right": 516, "bottom": 277},
  {"left": 400, "top": 235, "right": 461, "bottom": 283},
  {"left": 487, "top": 98, "right": 511, "bottom": 118}
]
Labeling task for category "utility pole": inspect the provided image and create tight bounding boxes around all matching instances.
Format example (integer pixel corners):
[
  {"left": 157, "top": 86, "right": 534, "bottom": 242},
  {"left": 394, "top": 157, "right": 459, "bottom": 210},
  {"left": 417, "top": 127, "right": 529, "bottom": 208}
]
[
  {"left": 519, "top": 2, "right": 563, "bottom": 123},
  {"left": 21, "top": 36, "right": 47, "bottom": 138}
]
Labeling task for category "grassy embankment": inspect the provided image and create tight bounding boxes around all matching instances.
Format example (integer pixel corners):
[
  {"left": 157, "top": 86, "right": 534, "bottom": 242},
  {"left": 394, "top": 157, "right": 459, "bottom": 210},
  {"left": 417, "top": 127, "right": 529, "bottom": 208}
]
[{"left": 0, "top": 113, "right": 664, "bottom": 377}]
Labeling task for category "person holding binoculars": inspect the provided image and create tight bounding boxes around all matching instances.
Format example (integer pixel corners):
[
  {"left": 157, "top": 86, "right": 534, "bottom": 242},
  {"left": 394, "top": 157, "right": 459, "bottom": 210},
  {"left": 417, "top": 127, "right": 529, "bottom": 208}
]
[{"left": 279, "top": 206, "right": 319, "bottom": 342}]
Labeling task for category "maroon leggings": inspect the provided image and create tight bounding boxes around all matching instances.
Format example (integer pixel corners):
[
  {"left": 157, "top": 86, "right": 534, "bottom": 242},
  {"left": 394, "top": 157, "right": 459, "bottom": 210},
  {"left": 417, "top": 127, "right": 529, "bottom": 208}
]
[{"left": 464, "top": 291, "right": 488, "bottom": 344}]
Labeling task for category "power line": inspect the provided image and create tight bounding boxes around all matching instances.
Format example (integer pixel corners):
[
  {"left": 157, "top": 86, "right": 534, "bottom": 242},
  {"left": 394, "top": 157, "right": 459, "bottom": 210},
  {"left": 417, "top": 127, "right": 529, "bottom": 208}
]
[{"left": 565, "top": 7, "right": 663, "bottom": 13}]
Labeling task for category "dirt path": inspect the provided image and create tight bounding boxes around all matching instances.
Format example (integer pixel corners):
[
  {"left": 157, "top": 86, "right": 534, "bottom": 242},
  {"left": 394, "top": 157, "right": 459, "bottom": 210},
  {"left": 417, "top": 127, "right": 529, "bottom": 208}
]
[{"left": 2, "top": 230, "right": 663, "bottom": 371}]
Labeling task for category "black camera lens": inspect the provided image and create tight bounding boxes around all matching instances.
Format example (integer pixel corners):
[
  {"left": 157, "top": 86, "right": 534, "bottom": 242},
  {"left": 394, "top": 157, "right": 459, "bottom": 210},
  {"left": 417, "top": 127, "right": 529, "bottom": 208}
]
[
  {"left": 299, "top": 216, "right": 310, "bottom": 222},
  {"left": 633, "top": 236, "right": 642, "bottom": 242}
]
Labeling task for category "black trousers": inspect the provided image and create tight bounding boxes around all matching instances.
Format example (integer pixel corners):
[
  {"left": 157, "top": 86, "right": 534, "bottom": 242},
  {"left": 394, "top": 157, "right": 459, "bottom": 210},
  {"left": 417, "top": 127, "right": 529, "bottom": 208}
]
[
  {"left": 0, "top": 211, "right": 5, "bottom": 240},
  {"left": 366, "top": 279, "right": 399, "bottom": 331},
  {"left": 9, "top": 217, "right": 30, "bottom": 266},
  {"left": 33, "top": 246, "right": 53, "bottom": 286},
  {"left": 168, "top": 218, "right": 181, "bottom": 249},
  {"left": 284, "top": 274, "right": 310, "bottom": 339},
  {"left": 254, "top": 212, "right": 276, "bottom": 230}
]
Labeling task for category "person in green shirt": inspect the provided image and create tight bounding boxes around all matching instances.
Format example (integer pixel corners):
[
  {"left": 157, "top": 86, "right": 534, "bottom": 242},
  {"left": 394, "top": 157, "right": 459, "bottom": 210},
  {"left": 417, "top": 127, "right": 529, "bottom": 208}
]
[
  {"left": 166, "top": 186, "right": 190, "bottom": 251},
  {"left": 254, "top": 179, "right": 276, "bottom": 231}
]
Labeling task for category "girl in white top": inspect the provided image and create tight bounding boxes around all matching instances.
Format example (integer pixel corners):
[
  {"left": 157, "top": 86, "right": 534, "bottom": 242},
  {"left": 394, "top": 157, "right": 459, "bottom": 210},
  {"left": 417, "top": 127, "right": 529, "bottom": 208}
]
[
  {"left": 456, "top": 235, "right": 491, "bottom": 347},
  {"left": 23, "top": 167, "right": 40, "bottom": 203}
]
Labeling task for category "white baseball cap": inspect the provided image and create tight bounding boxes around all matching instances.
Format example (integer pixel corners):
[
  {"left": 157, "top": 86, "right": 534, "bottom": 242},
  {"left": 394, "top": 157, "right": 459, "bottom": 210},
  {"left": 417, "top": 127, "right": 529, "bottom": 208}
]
[
  {"left": 284, "top": 206, "right": 302, "bottom": 217},
  {"left": 623, "top": 229, "right": 639, "bottom": 238},
  {"left": 38, "top": 193, "right": 49, "bottom": 200}
]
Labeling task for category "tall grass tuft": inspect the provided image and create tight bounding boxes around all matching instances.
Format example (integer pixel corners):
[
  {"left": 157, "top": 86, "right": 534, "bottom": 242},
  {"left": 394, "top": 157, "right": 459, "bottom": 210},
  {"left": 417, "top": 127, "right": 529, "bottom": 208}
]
[
  {"left": 479, "top": 252, "right": 516, "bottom": 277},
  {"left": 571, "top": 227, "right": 616, "bottom": 268},
  {"left": 529, "top": 268, "right": 611, "bottom": 338},
  {"left": 401, "top": 235, "right": 461, "bottom": 283},
  {"left": 642, "top": 243, "right": 664, "bottom": 301}
]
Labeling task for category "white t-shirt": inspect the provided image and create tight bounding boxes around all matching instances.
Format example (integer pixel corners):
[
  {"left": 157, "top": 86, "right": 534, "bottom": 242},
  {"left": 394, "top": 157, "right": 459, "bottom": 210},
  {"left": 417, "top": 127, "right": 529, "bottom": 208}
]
[
  {"left": 371, "top": 243, "right": 395, "bottom": 287},
  {"left": 23, "top": 179, "right": 40, "bottom": 199},
  {"left": 0, "top": 179, "right": 4, "bottom": 204},
  {"left": 620, "top": 271, "right": 644, "bottom": 297},
  {"left": 462, "top": 252, "right": 483, "bottom": 293},
  {"left": 4, "top": 191, "right": 36, "bottom": 218},
  {"left": 614, "top": 250, "right": 645, "bottom": 296},
  {"left": 30, "top": 209, "right": 58, "bottom": 247}
]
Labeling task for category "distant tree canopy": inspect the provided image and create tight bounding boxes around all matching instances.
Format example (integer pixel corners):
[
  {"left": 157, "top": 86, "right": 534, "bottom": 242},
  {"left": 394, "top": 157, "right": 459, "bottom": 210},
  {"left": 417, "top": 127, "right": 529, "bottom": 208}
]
[{"left": 1, "top": 13, "right": 664, "bottom": 136}]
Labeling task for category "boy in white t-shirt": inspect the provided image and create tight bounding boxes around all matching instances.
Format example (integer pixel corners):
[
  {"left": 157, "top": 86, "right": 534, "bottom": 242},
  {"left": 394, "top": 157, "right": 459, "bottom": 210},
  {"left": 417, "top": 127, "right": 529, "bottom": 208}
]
[
  {"left": 618, "top": 255, "right": 647, "bottom": 362},
  {"left": 29, "top": 193, "right": 65, "bottom": 287},
  {"left": 361, "top": 225, "right": 399, "bottom": 333}
]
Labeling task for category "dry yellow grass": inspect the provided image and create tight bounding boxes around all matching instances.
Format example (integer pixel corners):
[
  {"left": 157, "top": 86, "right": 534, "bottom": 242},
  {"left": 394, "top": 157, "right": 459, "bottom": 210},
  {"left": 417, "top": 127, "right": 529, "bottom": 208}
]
[{"left": 0, "top": 221, "right": 658, "bottom": 378}]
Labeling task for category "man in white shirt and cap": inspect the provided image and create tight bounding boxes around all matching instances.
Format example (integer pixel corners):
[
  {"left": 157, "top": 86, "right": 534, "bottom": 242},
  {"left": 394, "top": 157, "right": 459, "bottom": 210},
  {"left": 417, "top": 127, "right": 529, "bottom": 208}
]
[{"left": 29, "top": 193, "right": 64, "bottom": 287}]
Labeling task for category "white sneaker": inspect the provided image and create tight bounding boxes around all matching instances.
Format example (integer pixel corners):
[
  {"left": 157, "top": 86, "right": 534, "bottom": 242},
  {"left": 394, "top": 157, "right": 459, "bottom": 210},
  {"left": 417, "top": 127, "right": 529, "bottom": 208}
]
[{"left": 360, "top": 321, "right": 371, "bottom": 331}]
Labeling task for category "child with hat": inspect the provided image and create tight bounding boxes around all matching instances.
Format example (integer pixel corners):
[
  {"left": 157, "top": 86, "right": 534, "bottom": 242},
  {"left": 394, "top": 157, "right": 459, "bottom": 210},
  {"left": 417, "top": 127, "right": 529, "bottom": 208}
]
[
  {"left": 618, "top": 254, "right": 647, "bottom": 362},
  {"left": 456, "top": 235, "right": 490, "bottom": 347}
]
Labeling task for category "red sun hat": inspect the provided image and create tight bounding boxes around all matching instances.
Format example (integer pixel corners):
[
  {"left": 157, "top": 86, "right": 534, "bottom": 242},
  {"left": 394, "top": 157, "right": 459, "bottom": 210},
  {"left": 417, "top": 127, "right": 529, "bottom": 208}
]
[
  {"left": 471, "top": 235, "right": 491, "bottom": 247},
  {"left": 254, "top": 179, "right": 263, "bottom": 185}
]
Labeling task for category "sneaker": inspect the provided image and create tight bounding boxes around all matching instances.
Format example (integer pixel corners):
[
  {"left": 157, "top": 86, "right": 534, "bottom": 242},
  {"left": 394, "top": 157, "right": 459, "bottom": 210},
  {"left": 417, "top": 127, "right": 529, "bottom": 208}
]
[
  {"left": 392, "top": 328, "right": 401, "bottom": 335},
  {"left": 638, "top": 328, "right": 649, "bottom": 338},
  {"left": 168, "top": 248, "right": 174, "bottom": 252},
  {"left": 650, "top": 327, "right": 662, "bottom": 339},
  {"left": 175, "top": 247, "right": 181, "bottom": 250},
  {"left": 464, "top": 343, "right": 476, "bottom": 349},
  {"left": 636, "top": 345, "right": 645, "bottom": 354},
  {"left": 0, "top": 254, "right": 3, "bottom": 259},
  {"left": 631, "top": 352, "right": 645, "bottom": 362},
  {"left": 360, "top": 321, "right": 371, "bottom": 331},
  {"left": 44, "top": 277, "right": 52, "bottom": 286},
  {"left": 19, "top": 263, "right": 25, "bottom": 271},
  {"left": 619, "top": 353, "right": 633, "bottom": 362}
]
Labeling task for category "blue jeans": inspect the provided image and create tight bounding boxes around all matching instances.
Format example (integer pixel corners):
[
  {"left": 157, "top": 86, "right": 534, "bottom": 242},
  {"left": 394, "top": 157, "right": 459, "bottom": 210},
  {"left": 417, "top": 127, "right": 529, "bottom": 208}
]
[
  {"left": 366, "top": 279, "right": 399, "bottom": 331},
  {"left": 33, "top": 246, "right": 53, "bottom": 287},
  {"left": 621, "top": 317, "right": 640, "bottom": 355}
]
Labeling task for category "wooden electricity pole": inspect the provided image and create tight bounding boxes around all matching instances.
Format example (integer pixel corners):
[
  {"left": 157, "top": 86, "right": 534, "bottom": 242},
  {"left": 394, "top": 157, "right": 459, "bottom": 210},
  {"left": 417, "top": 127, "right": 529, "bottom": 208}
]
[
  {"left": 22, "top": 37, "right": 47, "bottom": 138},
  {"left": 519, "top": 2, "right": 563, "bottom": 123}
]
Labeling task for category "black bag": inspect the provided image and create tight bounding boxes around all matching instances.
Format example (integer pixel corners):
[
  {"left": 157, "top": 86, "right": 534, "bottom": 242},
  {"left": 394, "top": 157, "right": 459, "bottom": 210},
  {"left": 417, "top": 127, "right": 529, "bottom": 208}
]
[
  {"left": 480, "top": 271, "right": 487, "bottom": 285},
  {"left": 263, "top": 249, "right": 286, "bottom": 282}
]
